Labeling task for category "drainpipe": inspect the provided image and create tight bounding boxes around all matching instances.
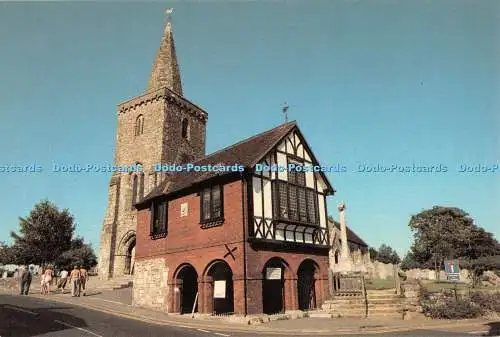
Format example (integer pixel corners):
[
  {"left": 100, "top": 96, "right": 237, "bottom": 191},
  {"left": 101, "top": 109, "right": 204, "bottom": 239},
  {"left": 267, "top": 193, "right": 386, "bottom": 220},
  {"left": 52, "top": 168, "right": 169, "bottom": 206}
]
[{"left": 241, "top": 172, "right": 248, "bottom": 316}]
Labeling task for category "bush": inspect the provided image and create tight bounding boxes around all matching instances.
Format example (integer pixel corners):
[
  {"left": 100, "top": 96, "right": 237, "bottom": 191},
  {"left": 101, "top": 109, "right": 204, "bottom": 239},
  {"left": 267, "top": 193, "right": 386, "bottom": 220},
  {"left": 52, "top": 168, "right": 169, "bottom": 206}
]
[
  {"left": 421, "top": 296, "right": 484, "bottom": 319},
  {"left": 419, "top": 289, "right": 500, "bottom": 319},
  {"left": 470, "top": 292, "right": 500, "bottom": 313}
]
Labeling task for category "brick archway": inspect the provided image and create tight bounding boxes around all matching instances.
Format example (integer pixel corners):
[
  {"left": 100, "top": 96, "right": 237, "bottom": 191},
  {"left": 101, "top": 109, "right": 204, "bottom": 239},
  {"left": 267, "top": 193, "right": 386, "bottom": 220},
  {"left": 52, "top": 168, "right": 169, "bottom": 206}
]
[
  {"left": 117, "top": 230, "right": 136, "bottom": 275},
  {"left": 262, "top": 257, "right": 291, "bottom": 314},
  {"left": 202, "top": 260, "right": 234, "bottom": 315},
  {"left": 173, "top": 263, "right": 199, "bottom": 314},
  {"left": 297, "top": 259, "right": 320, "bottom": 310}
]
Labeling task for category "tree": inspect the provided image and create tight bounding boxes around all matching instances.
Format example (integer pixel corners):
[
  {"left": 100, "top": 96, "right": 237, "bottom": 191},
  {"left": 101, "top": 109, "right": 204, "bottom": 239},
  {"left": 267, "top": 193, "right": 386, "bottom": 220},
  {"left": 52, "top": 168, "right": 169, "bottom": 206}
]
[
  {"left": 375, "top": 244, "right": 401, "bottom": 264},
  {"left": 408, "top": 206, "right": 500, "bottom": 280},
  {"left": 368, "top": 247, "right": 378, "bottom": 261},
  {"left": 400, "top": 251, "right": 421, "bottom": 270},
  {"left": 55, "top": 237, "right": 97, "bottom": 269},
  {"left": 462, "top": 255, "right": 500, "bottom": 287}
]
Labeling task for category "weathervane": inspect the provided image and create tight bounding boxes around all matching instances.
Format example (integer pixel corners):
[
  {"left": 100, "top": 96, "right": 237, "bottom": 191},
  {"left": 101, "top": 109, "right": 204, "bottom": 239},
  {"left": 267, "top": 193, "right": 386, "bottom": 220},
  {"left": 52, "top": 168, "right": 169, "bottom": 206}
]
[{"left": 282, "top": 102, "right": 290, "bottom": 122}]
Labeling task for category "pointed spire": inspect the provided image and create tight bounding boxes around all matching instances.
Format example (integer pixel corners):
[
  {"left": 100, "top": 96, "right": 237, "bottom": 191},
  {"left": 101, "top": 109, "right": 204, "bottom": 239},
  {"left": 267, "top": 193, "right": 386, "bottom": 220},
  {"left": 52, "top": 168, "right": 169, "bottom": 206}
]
[{"left": 148, "top": 8, "right": 183, "bottom": 95}]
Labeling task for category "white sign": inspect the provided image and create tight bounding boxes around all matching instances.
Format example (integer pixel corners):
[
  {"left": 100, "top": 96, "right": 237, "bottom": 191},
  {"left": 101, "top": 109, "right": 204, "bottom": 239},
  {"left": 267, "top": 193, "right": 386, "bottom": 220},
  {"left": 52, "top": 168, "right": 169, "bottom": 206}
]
[
  {"left": 213, "top": 280, "right": 226, "bottom": 298},
  {"left": 180, "top": 203, "right": 188, "bottom": 217},
  {"left": 266, "top": 267, "right": 282, "bottom": 280}
]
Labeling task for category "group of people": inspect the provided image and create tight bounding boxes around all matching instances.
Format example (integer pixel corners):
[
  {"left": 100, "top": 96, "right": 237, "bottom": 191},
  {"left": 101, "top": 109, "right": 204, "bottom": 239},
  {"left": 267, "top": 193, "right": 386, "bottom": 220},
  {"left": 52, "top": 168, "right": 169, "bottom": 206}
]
[{"left": 20, "top": 265, "right": 89, "bottom": 297}]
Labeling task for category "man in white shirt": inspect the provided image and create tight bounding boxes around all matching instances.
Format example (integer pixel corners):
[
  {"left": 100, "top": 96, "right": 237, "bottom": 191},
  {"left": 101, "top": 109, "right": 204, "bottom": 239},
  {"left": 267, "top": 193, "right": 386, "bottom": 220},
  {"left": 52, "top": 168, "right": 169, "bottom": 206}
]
[{"left": 57, "top": 268, "right": 69, "bottom": 293}]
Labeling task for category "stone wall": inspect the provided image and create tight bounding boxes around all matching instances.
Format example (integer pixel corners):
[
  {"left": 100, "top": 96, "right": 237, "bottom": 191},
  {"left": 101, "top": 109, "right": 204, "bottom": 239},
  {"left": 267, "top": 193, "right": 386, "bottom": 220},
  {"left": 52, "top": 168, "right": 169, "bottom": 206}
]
[{"left": 132, "top": 257, "right": 169, "bottom": 311}]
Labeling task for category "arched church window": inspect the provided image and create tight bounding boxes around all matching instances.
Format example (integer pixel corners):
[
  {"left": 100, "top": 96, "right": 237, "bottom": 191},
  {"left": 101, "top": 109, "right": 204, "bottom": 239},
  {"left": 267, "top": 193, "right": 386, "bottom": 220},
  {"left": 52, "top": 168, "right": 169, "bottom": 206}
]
[
  {"left": 334, "top": 251, "right": 340, "bottom": 264},
  {"left": 138, "top": 173, "right": 145, "bottom": 201},
  {"left": 135, "top": 115, "right": 144, "bottom": 136},
  {"left": 181, "top": 118, "right": 190, "bottom": 140},
  {"left": 131, "top": 174, "right": 138, "bottom": 207}
]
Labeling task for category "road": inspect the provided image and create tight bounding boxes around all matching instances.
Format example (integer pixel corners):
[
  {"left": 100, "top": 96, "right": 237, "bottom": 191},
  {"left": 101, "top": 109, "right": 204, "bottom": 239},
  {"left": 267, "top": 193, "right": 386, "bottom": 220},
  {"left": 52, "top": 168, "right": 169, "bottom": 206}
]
[{"left": 0, "top": 294, "right": 495, "bottom": 337}]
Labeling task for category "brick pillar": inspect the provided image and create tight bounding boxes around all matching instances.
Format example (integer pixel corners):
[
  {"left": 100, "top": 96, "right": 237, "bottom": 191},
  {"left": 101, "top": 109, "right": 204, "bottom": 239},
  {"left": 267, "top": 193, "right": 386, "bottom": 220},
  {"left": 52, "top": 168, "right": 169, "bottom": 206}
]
[
  {"left": 246, "top": 278, "right": 263, "bottom": 314},
  {"left": 232, "top": 273, "right": 245, "bottom": 314},
  {"left": 285, "top": 277, "right": 298, "bottom": 311},
  {"left": 169, "top": 279, "right": 182, "bottom": 313},
  {"left": 200, "top": 275, "right": 213, "bottom": 314}
]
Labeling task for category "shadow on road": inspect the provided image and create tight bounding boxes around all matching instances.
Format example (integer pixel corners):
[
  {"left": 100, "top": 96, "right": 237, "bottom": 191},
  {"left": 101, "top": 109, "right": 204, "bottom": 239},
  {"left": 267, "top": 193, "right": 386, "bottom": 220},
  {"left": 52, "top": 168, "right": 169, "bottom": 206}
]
[
  {"left": 486, "top": 321, "right": 500, "bottom": 336},
  {"left": 0, "top": 302, "right": 91, "bottom": 337}
]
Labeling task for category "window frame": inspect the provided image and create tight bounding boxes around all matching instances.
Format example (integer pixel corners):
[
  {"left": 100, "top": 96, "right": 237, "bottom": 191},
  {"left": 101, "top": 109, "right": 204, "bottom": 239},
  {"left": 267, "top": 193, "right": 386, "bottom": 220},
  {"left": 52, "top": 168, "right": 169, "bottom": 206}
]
[
  {"left": 272, "top": 155, "right": 319, "bottom": 226},
  {"left": 150, "top": 200, "right": 168, "bottom": 239},
  {"left": 135, "top": 115, "right": 144, "bottom": 136},
  {"left": 199, "top": 184, "right": 224, "bottom": 226}
]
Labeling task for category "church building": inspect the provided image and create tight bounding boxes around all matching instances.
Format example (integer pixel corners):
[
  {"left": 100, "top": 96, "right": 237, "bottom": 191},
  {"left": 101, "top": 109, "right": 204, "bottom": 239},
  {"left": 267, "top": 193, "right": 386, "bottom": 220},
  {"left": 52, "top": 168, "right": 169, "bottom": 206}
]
[{"left": 99, "top": 14, "right": 335, "bottom": 315}]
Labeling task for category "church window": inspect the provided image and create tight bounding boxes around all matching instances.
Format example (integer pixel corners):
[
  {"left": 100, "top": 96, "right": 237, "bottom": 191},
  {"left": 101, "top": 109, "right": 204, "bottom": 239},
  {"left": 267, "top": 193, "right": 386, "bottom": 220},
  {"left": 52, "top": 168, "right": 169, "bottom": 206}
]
[
  {"left": 151, "top": 200, "right": 168, "bottom": 238},
  {"left": 200, "top": 185, "right": 224, "bottom": 225},
  {"left": 135, "top": 115, "right": 144, "bottom": 136},
  {"left": 334, "top": 251, "right": 340, "bottom": 264},
  {"left": 181, "top": 118, "right": 190, "bottom": 140},
  {"left": 272, "top": 156, "right": 318, "bottom": 225},
  {"left": 131, "top": 174, "right": 138, "bottom": 207},
  {"left": 138, "top": 173, "right": 145, "bottom": 201}
]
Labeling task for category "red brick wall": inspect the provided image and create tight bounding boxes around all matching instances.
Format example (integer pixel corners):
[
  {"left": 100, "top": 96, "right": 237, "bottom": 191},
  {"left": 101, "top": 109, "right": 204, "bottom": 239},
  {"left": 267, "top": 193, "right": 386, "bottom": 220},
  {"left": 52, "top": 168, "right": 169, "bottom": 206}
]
[
  {"left": 245, "top": 244, "right": 329, "bottom": 314},
  {"left": 135, "top": 179, "right": 247, "bottom": 313},
  {"left": 135, "top": 177, "right": 329, "bottom": 315},
  {"left": 136, "top": 179, "right": 245, "bottom": 261}
]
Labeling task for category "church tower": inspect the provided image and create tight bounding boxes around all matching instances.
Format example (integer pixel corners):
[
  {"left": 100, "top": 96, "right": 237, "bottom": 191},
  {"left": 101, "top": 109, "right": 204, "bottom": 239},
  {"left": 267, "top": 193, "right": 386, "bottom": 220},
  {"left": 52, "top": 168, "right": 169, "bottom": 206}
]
[{"left": 99, "top": 12, "right": 208, "bottom": 279}]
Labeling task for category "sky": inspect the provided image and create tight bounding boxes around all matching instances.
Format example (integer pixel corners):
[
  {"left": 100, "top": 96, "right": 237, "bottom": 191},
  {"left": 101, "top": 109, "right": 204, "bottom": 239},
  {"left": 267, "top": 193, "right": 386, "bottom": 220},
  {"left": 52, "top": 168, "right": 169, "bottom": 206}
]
[{"left": 0, "top": 0, "right": 499, "bottom": 258}]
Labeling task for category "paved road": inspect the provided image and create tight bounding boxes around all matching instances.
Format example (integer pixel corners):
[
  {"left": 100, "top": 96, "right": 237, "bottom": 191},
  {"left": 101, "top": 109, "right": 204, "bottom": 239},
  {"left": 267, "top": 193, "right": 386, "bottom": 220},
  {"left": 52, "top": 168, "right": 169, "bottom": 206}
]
[{"left": 0, "top": 294, "right": 495, "bottom": 337}]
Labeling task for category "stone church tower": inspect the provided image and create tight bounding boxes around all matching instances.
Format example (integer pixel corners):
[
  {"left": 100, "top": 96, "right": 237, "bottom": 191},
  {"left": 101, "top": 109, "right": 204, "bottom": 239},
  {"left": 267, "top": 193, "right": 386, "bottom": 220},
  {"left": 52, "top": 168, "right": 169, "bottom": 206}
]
[{"left": 99, "top": 17, "right": 208, "bottom": 279}]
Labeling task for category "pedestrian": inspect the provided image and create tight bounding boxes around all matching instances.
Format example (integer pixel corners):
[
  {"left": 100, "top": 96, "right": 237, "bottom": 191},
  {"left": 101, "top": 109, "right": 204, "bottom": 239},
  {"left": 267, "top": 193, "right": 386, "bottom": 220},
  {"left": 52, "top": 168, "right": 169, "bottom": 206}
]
[
  {"left": 69, "top": 265, "right": 81, "bottom": 297},
  {"left": 57, "top": 267, "right": 69, "bottom": 293},
  {"left": 19, "top": 266, "right": 32, "bottom": 295},
  {"left": 43, "top": 265, "right": 54, "bottom": 295},
  {"left": 78, "top": 265, "right": 88, "bottom": 296},
  {"left": 40, "top": 265, "right": 47, "bottom": 295}
]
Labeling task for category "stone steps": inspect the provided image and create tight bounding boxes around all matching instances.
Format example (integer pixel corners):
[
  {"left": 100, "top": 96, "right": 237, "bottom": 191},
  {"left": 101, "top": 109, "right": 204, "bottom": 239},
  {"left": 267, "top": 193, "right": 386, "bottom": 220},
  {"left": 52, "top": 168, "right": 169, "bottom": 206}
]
[{"left": 321, "top": 288, "right": 405, "bottom": 319}]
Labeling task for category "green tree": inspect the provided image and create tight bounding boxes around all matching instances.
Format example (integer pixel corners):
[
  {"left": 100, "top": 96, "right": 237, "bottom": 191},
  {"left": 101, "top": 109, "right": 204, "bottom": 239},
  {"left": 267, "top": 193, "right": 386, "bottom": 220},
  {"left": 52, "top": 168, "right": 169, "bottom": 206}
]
[
  {"left": 375, "top": 244, "right": 401, "bottom": 264},
  {"left": 55, "top": 237, "right": 97, "bottom": 269},
  {"left": 368, "top": 247, "right": 378, "bottom": 261},
  {"left": 408, "top": 206, "right": 500, "bottom": 281},
  {"left": 9, "top": 200, "right": 79, "bottom": 265},
  {"left": 400, "top": 251, "right": 421, "bottom": 270}
]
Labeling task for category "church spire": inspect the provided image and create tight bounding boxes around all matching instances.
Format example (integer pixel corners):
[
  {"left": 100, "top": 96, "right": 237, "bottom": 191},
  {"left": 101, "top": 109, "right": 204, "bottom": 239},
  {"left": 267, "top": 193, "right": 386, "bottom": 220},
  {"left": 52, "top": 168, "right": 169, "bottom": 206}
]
[{"left": 148, "top": 8, "right": 183, "bottom": 95}]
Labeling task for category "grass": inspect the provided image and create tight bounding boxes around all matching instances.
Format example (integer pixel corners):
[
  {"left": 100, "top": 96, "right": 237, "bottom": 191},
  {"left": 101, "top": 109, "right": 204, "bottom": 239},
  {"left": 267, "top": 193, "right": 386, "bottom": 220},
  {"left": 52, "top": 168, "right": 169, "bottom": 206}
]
[
  {"left": 419, "top": 280, "right": 495, "bottom": 294},
  {"left": 364, "top": 278, "right": 396, "bottom": 290}
]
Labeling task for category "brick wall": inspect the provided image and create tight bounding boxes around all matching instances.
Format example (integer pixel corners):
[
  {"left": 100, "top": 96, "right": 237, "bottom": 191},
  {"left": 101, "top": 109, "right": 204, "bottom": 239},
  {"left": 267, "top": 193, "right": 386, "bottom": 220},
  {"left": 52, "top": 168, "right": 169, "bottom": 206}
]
[{"left": 134, "top": 177, "right": 329, "bottom": 314}]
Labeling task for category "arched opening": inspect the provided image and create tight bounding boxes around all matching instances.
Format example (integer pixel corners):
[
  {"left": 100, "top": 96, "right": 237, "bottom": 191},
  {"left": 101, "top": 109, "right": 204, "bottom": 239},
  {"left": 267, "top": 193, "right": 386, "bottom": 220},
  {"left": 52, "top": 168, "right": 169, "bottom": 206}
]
[
  {"left": 135, "top": 115, "right": 144, "bottom": 136},
  {"left": 297, "top": 259, "right": 319, "bottom": 311},
  {"left": 176, "top": 264, "right": 198, "bottom": 314},
  {"left": 124, "top": 239, "right": 136, "bottom": 275},
  {"left": 181, "top": 118, "right": 190, "bottom": 140},
  {"left": 205, "top": 260, "right": 234, "bottom": 315},
  {"left": 262, "top": 257, "right": 288, "bottom": 314},
  {"left": 122, "top": 233, "right": 136, "bottom": 275},
  {"left": 334, "top": 250, "right": 340, "bottom": 264}
]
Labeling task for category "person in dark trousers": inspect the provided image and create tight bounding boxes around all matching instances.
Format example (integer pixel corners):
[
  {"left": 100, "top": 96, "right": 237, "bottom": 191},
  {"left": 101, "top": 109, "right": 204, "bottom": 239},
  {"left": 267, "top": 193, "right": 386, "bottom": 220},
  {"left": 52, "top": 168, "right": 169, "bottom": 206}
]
[{"left": 20, "top": 266, "right": 33, "bottom": 295}]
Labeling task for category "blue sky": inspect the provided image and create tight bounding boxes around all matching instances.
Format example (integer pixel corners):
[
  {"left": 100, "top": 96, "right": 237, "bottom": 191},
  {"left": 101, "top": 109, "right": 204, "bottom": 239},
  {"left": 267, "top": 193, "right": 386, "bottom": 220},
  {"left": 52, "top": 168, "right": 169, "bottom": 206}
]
[{"left": 0, "top": 0, "right": 498, "bottom": 258}]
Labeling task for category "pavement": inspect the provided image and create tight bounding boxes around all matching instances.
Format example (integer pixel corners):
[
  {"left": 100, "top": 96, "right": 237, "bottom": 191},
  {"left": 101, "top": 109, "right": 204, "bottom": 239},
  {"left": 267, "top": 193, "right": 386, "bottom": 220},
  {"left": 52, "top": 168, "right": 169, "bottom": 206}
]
[{"left": 0, "top": 277, "right": 499, "bottom": 336}]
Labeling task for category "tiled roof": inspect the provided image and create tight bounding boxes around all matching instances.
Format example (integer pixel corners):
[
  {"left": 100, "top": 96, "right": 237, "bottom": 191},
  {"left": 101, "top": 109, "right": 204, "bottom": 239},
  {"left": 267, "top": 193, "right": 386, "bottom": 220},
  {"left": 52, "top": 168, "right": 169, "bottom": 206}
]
[
  {"left": 138, "top": 121, "right": 298, "bottom": 205},
  {"left": 329, "top": 219, "right": 368, "bottom": 247}
]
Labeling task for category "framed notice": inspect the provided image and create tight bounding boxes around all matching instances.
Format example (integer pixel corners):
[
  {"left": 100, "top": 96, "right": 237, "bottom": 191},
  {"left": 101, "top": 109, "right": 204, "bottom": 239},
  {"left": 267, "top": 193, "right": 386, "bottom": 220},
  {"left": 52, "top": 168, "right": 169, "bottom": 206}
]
[
  {"left": 266, "top": 267, "right": 282, "bottom": 280},
  {"left": 213, "top": 280, "right": 226, "bottom": 298},
  {"left": 180, "top": 203, "right": 188, "bottom": 217}
]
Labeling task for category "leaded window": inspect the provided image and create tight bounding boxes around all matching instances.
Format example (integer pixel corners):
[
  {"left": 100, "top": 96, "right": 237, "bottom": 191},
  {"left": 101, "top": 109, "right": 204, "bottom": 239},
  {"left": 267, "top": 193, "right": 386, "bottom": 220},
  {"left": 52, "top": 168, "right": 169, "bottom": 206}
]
[
  {"left": 151, "top": 200, "right": 168, "bottom": 238},
  {"left": 200, "top": 185, "right": 224, "bottom": 224}
]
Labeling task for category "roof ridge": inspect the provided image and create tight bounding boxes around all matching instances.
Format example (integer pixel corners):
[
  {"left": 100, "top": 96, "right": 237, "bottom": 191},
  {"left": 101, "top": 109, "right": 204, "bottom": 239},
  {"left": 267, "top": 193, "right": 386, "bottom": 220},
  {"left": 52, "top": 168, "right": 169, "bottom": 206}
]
[{"left": 191, "top": 121, "right": 297, "bottom": 165}]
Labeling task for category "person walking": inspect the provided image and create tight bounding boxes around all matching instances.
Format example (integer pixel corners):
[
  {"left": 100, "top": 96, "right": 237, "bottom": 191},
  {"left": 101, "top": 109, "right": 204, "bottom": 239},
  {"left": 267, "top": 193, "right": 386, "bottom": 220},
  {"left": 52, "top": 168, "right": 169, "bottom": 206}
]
[
  {"left": 69, "top": 266, "right": 81, "bottom": 297},
  {"left": 19, "top": 266, "right": 32, "bottom": 295},
  {"left": 78, "top": 266, "right": 88, "bottom": 296},
  {"left": 43, "top": 265, "right": 54, "bottom": 295},
  {"left": 57, "top": 268, "right": 69, "bottom": 293}
]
